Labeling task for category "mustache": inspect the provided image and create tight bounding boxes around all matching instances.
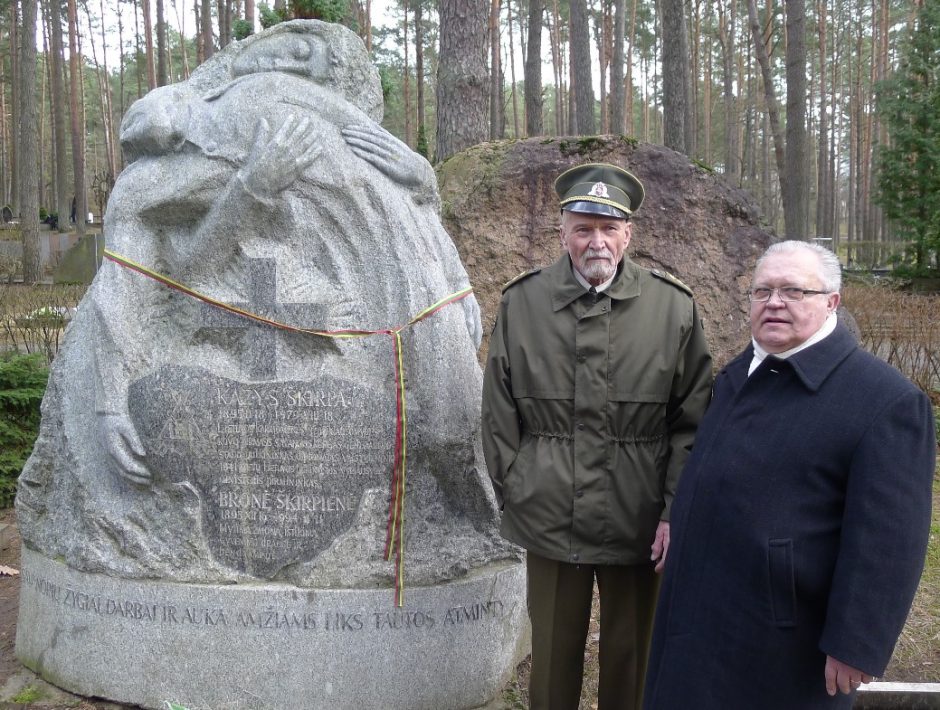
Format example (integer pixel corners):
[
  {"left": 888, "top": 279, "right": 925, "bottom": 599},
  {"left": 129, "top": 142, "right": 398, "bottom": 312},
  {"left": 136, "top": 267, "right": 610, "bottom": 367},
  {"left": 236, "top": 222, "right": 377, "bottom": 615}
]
[{"left": 583, "top": 248, "right": 614, "bottom": 261}]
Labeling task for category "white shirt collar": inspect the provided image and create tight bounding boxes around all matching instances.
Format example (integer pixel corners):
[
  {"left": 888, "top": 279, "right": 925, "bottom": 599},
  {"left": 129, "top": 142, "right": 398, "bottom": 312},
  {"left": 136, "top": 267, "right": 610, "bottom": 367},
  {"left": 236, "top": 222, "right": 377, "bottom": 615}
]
[
  {"left": 748, "top": 312, "right": 838, "bottom": 376},
  {"left": 572, "top": 265, "right": 615, "bottom": 293}
]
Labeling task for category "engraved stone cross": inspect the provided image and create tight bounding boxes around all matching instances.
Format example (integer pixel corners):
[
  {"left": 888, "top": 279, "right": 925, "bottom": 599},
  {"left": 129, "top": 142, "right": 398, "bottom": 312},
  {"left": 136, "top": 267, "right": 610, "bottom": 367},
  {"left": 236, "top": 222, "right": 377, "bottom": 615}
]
[{"left": 198, "top": 257, "right": 328, "bottom": 381}]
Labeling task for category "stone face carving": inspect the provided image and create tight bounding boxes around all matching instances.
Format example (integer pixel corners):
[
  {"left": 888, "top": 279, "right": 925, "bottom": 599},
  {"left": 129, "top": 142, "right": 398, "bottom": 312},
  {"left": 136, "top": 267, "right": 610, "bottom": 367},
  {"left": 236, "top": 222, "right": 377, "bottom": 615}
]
[{"left": 16, "top": 18, "right": 512, "bottom": 594}]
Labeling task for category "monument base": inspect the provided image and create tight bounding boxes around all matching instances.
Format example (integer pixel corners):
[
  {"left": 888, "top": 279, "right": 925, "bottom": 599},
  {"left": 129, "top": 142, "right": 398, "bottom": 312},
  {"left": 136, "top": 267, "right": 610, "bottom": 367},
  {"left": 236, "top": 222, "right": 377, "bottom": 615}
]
[{"left": 16, "top": 546, "right": 529, "bottom": 710}]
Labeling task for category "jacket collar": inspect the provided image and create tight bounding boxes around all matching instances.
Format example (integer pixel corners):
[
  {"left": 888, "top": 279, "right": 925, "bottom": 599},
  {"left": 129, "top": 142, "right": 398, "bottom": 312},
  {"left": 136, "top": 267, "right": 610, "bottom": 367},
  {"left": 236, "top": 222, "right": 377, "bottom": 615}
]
[
  {"left": 550, "top": 255, "right": 642, "bottom": 312},
  {"left": 727, "top": 323, "right": 858, "bottom": 392}
]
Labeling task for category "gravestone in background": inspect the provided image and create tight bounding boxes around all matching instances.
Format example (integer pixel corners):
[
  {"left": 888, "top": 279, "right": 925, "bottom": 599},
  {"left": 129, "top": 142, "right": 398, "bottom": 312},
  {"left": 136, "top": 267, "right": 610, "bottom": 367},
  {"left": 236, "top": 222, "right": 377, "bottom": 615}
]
[{"left": 14, "top": 20, "right": 526, "bottom": 710}]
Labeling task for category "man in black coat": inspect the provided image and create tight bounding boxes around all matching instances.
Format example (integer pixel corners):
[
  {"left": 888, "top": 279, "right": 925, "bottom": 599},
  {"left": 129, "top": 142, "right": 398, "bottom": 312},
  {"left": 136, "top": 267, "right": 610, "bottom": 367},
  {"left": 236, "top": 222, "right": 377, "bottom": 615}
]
[{"left": 644, "top": 240, "right": 936, "bottom": 709}]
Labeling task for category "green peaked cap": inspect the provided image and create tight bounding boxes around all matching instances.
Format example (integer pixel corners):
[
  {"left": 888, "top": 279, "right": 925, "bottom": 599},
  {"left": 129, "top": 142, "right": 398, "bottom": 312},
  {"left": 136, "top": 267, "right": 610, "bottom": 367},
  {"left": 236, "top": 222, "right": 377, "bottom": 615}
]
[{"left": 554, "top": 162, "right": 645, "bottom": 218}]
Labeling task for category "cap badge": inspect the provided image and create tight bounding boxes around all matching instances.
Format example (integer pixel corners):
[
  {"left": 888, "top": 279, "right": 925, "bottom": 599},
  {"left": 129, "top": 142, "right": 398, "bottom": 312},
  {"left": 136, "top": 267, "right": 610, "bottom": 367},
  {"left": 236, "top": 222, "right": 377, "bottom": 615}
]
[{"left": 589, "top": 182, "right": 610, "bottom": 198}]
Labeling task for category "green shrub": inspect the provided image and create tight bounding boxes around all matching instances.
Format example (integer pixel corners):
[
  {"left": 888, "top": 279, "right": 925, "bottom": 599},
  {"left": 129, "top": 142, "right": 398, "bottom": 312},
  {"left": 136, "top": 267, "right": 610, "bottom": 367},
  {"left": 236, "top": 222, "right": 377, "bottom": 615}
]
[
  {"left": 416, "top": 125, "right": 429, "bottom": 160},
  {"left": 0, "top": 352, "right": 48, "bottom": 507},
  {"left": 232, "top": 18, "right": 254, "bottom": 40},
  {"left": 258, "top": 2, "right": 288, "bottom": 28},
  {"left": 289, "top": 0, "right": 347, "bottom": 21}
]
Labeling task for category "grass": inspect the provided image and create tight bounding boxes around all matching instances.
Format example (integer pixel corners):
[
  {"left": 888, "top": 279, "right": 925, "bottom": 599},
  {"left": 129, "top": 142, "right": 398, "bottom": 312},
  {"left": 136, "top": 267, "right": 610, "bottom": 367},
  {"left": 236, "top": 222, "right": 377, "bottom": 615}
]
[
  {"left": 883, "top": 463, "right": 940, "bottom": 681},
  {"left": 12, "top": 685, "right": 43, "bottom": 703}
]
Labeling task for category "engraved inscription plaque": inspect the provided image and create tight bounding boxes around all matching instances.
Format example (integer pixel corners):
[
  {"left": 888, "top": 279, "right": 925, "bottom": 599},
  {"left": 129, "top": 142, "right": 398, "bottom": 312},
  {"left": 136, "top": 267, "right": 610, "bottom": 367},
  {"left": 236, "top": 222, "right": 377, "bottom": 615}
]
[{"left": 129, "top": 365, "right": 393, "bottom": 576}]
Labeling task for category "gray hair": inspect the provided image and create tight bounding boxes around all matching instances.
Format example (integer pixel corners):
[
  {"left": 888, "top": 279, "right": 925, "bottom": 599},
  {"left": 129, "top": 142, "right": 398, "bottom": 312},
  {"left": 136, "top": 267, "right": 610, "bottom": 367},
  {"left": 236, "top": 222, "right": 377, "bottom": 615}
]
[{"left": 756, "top": 240, "right": 842, "bottom": 293}]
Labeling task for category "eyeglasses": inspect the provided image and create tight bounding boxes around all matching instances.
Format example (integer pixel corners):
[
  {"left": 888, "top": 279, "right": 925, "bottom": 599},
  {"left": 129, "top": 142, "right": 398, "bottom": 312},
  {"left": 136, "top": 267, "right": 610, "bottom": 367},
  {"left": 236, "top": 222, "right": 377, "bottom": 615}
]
[{"left": 748, "top": 286, "right": 830, "bottom": 302}]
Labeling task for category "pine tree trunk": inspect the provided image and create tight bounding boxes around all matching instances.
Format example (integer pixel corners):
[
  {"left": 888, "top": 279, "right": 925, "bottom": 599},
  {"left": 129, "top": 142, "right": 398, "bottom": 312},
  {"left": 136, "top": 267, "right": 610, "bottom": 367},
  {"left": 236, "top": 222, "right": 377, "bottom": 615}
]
[
  {"left": 216, "top": 0, "right": 229, "bottom": 48},
  {"left": 100, "top": 0, "right": 116, "bottom": 172},
  {"left": 10, "top": 0, "right": 20, "bottom": 216},
  {"left": 489, "top": 0, "right": 502, "bottom": 140},
  {"left": 20, "top": 0, "right": 43, "bottom": 282},
  {"left": 626, "top": 0, "right": 637, "bottom": 135},
  {"left": 157, "top": 0, "right": 168, "bottom": 84},
  {"left": 784, "top": 0, "right": 808, "bottom": 240},
  {"left": 596, "top": 2, "right": 609, "bottom": 134},
  {"left": 435, "top": 0, "right": 489, "bottom": 162},
  {"left": 717, "top": 1, "right": 739, "bottom": 182},
  {"left": 140, "top": 0, "right": 157, "bottom": 89},
  {"left": 44, "top": 0, "right": 71, "bottom": 231},
  {"left": 245, "top": 0, "right": 254, "bottom": 34},
  {"left": 690, "top": 0, "right": 700, "bottom": 155},
  {"left": 135, "top": 0, "right": 145, "bottom": 95},
  {"left": 814, "top": 0, "right": 829, "bottom": 242},
  {"left": 117, "top": 0, "right": 126, "bottom": 117},
  {"left": 747, "top": 0, "right": 786, "bottom": 217},
  {"left": 661, "top": 0, "right": 690, "bottom": 153},
  {"left": 416, "top": 0, "right": 426, "bottom": 151},
  {"left": 569, "top": 0, "right": 593, "bottom": 134},
  {"left": 506, "top": 0, "right": 520, "bottom": 137},
  {"left": 609, "top": 0, "right": 625, "bottom": 134},
  {"left": 0, "top": 60, "right": 9, "bottom": 205},
  {"left": 67, "top": 0, "right": 86, "bottom": 237},
  {"left": 201, "top": 0, "right": 214, "bottom": 60},
  {"left": 403, "top": 0, "right": 412, "bottom": 147},
  {"left": 701, "top": 0, "right": 712, "bottom": 161},
  {"left": 548, "top": 0, "right": 562, "bottom": 133},
  {"left": 174, "top": 0, "right": 190, "bottom": 79},
  {"left": 641, "top": 51, "right": 649, "bottom": 141},
  {"left": 828, "top": 51, "right": 838, "bottom": 250},
  {"left": 40, "top": 15, "right": 48, "bottom": 212}
]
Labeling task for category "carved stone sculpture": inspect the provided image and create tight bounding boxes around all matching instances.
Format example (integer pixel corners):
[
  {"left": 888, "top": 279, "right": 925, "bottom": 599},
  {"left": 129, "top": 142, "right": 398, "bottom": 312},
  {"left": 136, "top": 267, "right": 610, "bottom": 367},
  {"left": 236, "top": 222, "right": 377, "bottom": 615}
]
[{"left": 15, "top": 21, "right": 525, "bottom": 710}]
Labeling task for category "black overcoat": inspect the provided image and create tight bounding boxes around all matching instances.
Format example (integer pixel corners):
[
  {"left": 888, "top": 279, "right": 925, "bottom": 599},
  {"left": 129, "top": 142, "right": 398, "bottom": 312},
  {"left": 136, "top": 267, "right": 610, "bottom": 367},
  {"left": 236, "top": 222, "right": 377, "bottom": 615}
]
[{"left": 644, "top": 325, "right": 936, "bottom": 709}]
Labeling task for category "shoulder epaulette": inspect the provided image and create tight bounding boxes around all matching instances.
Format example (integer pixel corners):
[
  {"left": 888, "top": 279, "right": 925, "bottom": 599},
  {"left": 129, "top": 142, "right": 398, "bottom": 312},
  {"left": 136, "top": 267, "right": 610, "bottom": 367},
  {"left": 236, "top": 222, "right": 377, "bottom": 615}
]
[
  {"left": 501, "top": 268, "right": 541, "bottom": 292},
  {"left": 649, "top": 268, "right": 694, "bottom": 297}
]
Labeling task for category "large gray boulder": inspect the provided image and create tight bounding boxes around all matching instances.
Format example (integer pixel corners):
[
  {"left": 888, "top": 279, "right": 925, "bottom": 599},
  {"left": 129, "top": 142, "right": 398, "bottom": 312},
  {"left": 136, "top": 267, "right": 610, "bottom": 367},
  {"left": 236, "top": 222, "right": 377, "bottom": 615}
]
[{"left": 15, "top": 20, "right": 525, "bottom": 710}]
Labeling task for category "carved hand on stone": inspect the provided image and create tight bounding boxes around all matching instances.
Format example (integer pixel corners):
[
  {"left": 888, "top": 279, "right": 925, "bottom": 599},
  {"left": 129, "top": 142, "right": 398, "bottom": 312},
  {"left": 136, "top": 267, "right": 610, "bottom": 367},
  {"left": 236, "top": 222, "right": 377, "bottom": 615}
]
[
  {"left": 464, "top": 295, "right": 483, "bottom": 351},
  {"left": 238, "top": 114, "right": 322, "bottom": 200},
  {"left": 98, "top": 413, "right": 151, "bottom": 486},
  {"left": 342, "top": 124, "right": 434, "bottom": 191}
]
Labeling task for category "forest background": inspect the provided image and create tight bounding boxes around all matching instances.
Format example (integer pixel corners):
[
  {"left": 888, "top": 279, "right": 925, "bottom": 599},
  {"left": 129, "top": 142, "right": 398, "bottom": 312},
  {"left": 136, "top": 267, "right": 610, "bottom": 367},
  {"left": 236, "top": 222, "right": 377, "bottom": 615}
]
[{"left": 2, "top": 0, "right": 940, "bottom": 284}]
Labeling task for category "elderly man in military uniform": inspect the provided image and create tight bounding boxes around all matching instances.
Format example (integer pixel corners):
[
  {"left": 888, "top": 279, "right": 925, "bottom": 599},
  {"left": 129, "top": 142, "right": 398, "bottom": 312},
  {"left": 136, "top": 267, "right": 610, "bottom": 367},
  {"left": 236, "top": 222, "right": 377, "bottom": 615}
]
[{"left": 482, "top": 163, "right": 713, "bottom": 710}]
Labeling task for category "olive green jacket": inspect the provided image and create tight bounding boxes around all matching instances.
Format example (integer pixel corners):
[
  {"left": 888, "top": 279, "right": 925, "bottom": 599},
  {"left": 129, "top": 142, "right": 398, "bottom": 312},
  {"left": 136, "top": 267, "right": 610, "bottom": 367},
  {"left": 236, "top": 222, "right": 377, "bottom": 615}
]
[{"left": 481, "top": 254, "right": 713, "bottom": 565}]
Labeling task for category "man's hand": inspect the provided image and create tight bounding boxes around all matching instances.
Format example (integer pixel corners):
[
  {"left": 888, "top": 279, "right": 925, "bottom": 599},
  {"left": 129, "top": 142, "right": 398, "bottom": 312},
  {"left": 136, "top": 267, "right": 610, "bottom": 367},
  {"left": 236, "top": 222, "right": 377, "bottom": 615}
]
[
  {"left": 825, "top": 655, "right": 873, "bottom": 696},
  {"left": 98, "top": 413, "right": 151, "bottom": 486},
  {"left": 239, "top": 114, "right": 321, "bottom": 199},
  {"left": 650, "top": 520, "right": 670, "bottom": 573}
]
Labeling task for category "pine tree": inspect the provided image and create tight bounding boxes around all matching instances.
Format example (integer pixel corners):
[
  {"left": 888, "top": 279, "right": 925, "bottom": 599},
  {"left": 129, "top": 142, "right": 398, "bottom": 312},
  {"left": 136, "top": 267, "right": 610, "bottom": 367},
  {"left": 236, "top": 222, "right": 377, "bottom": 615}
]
[{"left": 875, "top": 1, "right": 940, "bottom": 271}]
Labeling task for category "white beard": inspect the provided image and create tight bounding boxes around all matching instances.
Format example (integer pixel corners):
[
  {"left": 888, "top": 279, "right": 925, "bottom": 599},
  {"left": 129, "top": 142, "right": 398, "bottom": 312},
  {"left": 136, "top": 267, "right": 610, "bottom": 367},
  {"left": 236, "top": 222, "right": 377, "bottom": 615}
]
[{"left": 578, "top": 249, "right": 616, "bottom": 282}]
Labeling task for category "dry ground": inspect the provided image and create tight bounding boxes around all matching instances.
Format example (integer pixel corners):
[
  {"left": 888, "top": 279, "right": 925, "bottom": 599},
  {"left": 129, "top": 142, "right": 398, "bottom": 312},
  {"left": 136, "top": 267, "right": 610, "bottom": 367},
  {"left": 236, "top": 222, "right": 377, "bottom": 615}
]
[{"left": 3, "top": 467, "right": 937, "bottom": 709}]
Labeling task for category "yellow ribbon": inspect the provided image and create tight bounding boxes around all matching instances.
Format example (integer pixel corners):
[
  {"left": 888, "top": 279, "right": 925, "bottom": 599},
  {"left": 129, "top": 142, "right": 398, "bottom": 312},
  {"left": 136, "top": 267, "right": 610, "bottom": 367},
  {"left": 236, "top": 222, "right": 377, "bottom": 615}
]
[{"left": 103, "top": 249, "right": 473, "bottom": 606}]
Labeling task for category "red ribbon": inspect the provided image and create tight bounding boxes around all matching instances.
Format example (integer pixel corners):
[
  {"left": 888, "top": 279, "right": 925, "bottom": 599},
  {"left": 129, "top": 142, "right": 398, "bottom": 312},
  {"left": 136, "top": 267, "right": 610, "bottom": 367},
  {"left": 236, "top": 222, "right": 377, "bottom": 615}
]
[{"left": 104, "top": 249, "right": 473, "bottom": 606}]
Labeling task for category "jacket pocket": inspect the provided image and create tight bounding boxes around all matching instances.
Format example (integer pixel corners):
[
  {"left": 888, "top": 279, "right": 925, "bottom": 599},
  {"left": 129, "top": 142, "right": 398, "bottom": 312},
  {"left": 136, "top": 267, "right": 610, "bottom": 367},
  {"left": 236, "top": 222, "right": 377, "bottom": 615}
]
[
  {"left": 608, "top": 391, "right": 668, "bottom": 442},
  {"left": 768, "top": 538, "right": 796, "bottom": 627}
]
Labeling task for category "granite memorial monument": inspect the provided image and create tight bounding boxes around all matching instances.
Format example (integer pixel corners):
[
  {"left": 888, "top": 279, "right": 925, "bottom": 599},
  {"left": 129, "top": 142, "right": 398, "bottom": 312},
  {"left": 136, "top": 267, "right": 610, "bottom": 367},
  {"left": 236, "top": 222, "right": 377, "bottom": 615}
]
[{"left": 14, "top": 20, "right": 526, "bottom": 710}]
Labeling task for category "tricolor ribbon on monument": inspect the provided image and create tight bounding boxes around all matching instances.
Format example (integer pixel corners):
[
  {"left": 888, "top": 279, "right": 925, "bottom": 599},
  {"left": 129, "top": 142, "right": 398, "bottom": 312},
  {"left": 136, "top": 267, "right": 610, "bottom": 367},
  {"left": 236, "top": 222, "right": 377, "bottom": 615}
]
[{"left": 103, "top": 249, "right": 474, "bottom": 607}]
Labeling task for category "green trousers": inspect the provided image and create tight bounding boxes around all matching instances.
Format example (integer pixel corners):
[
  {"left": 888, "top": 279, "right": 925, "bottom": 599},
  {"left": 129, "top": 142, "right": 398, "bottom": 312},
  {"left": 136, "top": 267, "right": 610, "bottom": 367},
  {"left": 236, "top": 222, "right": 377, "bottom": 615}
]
[{"left": 526, "top": 551, "right": 660, "bottom": 710}]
